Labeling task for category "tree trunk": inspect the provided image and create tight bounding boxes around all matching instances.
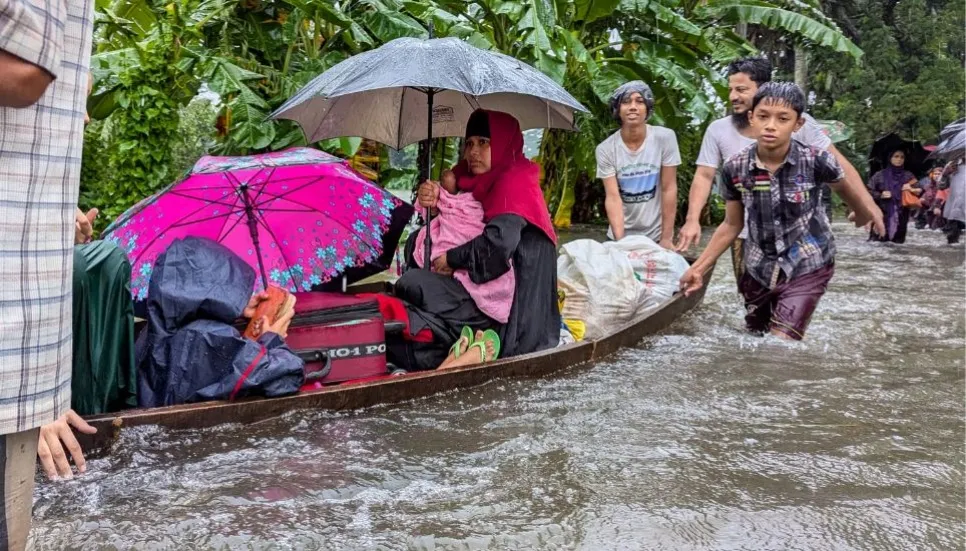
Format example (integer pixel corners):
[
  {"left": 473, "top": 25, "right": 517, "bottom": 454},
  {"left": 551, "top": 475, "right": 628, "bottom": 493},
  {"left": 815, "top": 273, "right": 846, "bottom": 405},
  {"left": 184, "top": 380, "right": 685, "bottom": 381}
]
[
  {"left": 538, "top": 128, "right": 572, "bottom": 218},
  {"left": 571, "top": 171, "right": 604, "bottom": 224},
  {"left": 794, "top": 43, "right": 808, "bottom": 97}
]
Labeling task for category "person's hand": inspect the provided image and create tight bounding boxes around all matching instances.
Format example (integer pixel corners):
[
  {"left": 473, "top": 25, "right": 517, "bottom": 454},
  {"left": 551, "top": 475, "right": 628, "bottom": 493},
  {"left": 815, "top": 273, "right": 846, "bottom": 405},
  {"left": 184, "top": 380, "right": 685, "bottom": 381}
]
[
  {"left": 37, "top": 409, "right": 96, "bottom": 480},
  {"left": 261, "top": 307, "right": 295, "bottom": 339},
  {"left": 74, "top": 208, "right": 98, "bottom": 245},
  {"left": 880, "top": 191, "right": 892, "bottom": 200},
  {"left": 847, "top": 211, "right": 856, "bottom": 223},
  {"left": 432, "top": 254, "right": 453, "bottom": 276},
  {"left": 659, "top": 236, "right": 674, "bottom": 250},
  {"left": 417, "top": 180, "right": 440, "bottom": 210},
  {"left": 869, "top": 209, "right": 886, "bottom": 237},
  {"left": 934, "top": 207, "right": 942, "bottom": 216},
  {"left": 675, "top": 220, "right": 701, "bottom": 252},
  {"left": 679, "top": 267, "right": 705, "bottom": 297},
  {"left": 243, "top": 291, "right": 269, "bottom": 319}
]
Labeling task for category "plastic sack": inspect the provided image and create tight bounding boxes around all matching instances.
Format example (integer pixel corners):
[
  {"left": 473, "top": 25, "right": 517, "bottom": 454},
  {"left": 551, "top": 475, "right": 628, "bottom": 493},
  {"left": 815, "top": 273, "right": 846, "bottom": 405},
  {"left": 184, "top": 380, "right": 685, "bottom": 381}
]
[
  {"left": 604, "top": 235, "right": 690, "bottom": 315},
  {"left": 557, "top": 239, "right": 647, "bottom": 340},
  {"left": 556, "top": 237, "right": 689, "bottom": 340}
]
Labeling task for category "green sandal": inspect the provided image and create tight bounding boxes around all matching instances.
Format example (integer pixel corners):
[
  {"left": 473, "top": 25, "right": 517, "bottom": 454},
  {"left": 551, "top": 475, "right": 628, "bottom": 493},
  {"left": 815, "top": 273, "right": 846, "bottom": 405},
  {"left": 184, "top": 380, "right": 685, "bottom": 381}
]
[
  {"left": 468, "top": 329, "right": 501, "bottom": 363},
  {"left": 449, "top": 326, "right": 474, "bottom": 359}
]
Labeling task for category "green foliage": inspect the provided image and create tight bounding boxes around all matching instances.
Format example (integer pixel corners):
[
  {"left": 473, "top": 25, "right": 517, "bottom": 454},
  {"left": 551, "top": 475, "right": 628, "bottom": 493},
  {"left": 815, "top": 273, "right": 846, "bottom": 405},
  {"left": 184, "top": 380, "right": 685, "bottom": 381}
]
[
  {"left": 798, "top": 0, "right": 965, "bottom": 177},
  {"left": 83, "top": 0, "right": 864, "bottom": 228},
  {"left": 86, "top": 39, "right": 182, "bottom": 227}
]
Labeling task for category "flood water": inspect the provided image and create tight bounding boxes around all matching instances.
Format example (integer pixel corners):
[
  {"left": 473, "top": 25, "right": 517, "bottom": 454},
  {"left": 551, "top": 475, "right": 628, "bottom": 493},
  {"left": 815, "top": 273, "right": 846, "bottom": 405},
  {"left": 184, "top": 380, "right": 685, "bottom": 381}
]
[{"left": 32, "top": 224, "right": 965, "bottom": 550}]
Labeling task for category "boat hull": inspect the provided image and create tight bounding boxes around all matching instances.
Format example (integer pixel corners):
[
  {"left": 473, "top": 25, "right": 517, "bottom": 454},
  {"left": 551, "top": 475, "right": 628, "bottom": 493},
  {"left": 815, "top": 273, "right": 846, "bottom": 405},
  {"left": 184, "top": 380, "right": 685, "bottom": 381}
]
[{"left": 80, "top": 264, "right": 713, "bottom": 455}]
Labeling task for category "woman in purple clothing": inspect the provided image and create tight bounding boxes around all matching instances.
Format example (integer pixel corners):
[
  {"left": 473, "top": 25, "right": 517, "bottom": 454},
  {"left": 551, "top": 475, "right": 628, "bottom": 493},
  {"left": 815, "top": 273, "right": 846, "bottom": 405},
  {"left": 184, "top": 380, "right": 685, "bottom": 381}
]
[{"left": 868, "top": 149, "right": 919, "bottom": 243}]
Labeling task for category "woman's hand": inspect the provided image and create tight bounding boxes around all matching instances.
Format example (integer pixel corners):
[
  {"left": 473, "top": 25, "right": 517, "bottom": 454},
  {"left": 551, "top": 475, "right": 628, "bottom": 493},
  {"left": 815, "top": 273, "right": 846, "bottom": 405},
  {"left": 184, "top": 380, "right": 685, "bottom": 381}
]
[
  {"left": 880, "top": 191, "right": 892, "bottom": 200},
  {"left": 417, "top": 180, "right": 440, "bottom": 210},
  {"left": 432, "top": 254, "right": 453, "bottom": 276}
]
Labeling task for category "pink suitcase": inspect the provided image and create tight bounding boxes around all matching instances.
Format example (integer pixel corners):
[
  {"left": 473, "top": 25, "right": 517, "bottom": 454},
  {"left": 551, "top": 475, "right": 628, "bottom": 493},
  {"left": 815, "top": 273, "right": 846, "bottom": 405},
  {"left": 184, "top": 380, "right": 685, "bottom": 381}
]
[{"left": 286, "top": 292, "right": 388, "bottom": 384}]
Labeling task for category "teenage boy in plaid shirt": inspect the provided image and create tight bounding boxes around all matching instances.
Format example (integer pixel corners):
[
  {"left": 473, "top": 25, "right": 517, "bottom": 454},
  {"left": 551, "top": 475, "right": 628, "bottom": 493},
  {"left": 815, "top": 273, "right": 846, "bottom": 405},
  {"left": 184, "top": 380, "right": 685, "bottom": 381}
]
[{"left": 680, "top": 83, "right": 884, "bottom": 340}]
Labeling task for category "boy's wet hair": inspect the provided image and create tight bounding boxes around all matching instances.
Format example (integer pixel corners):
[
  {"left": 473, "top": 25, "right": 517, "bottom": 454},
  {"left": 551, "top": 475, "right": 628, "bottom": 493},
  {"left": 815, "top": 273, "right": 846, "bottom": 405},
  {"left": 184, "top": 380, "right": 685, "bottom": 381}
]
[
  {"left": 726, "top": 56, "right": 772, "bottom": 86},
  {"left": 610, "top": 80, "right": 655, "bottom": 123},
  {"left": 751, "top": 82, "right": 806, "bottom": 116}
]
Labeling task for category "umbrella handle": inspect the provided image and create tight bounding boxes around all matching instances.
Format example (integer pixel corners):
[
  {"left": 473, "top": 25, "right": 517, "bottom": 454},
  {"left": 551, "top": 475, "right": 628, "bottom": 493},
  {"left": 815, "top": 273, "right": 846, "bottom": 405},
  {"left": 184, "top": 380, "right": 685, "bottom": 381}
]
[
  {"left": 422, "top": 86, "right": 435, "bottom": 271},
  {"left": 423, "top": 206, "right": 433, "bottom": 269}
]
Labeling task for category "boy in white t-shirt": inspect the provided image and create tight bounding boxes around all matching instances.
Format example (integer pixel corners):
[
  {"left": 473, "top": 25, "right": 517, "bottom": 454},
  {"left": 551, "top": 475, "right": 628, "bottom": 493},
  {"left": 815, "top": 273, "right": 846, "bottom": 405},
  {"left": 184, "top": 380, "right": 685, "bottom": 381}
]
[{"left": 595, "top": 81, "right": 681, "bottom": 248}]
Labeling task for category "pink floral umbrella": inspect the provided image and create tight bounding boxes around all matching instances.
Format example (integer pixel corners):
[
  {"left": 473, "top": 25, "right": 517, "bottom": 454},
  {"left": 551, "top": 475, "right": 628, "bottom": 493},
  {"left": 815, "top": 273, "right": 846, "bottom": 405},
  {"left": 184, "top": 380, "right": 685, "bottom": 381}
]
[{"left": 103, "top": 147, "right": 413, "bottom": 300}]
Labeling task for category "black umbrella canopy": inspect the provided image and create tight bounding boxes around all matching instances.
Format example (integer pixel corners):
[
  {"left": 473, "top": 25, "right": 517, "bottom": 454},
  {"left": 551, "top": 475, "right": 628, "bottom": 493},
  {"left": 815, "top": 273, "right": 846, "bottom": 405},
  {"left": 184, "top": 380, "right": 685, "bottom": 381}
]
[{"left": 868, "top": 133, "right": 933, "bottom": 178}]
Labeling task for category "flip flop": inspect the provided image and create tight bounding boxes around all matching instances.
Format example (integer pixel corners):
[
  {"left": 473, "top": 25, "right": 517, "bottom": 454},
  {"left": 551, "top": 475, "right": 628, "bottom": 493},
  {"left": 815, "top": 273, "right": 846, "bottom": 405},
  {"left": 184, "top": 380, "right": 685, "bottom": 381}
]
[
  {"left": 449, "top": 326, "right": 474, "bottom": 359},
  {"left": 468, "top": 329, "right": 501, "bottom": 363}
]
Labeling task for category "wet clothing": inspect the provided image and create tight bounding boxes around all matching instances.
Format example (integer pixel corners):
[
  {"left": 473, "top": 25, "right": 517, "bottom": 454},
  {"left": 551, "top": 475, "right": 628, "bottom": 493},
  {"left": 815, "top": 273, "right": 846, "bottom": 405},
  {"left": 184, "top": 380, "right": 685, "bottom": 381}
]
[
  {"left": 698, "top": 114, "right": 833, "bottom": 241},
  {"left": 0, "top": 0, "right": 94, "bottom": 436},
  {"left": 946, "top": 221, "right": 965, "bottom": 244},
  {"left": 868, "top": 166, "right": 916, "bottom": 243},
  {"left": 72, "top": 241, "right": 138, "bottom": 416},
  {"left": 914, "top": 178, "right": 943, "bottom": 229},
  {"left": 721, "top": 140, "right": 844, "bottom": 289},
  {"left": 388, "top": 215, "right": 560, "bottom": 371},
  {"left": 739, "top": 262, "right": 834, "bottom": 340},
  {"left": 595, "top": 126, "right": 682, "bottom": 242},
  {"left": 453, "top": 110, "right": 557, "bottom": 244},
  {"left": 136, "top": 237, "right": 304, "bottom": 408},
  {"left": 413, "top": 190, "right": 515, "bottom": 323},
  {"left": 942, "top": 161, "right": 965, "bottom": 224},
  {"left": 388, "top": 110, "right": 560, "bottom": 371}
]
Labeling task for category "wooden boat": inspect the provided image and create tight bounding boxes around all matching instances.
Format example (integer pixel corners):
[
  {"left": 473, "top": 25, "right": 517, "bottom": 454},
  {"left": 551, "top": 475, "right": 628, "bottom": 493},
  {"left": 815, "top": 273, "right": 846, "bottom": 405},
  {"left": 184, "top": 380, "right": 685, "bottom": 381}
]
[{"left": 80, "top": 262, "right": 713, "bottom": 456}]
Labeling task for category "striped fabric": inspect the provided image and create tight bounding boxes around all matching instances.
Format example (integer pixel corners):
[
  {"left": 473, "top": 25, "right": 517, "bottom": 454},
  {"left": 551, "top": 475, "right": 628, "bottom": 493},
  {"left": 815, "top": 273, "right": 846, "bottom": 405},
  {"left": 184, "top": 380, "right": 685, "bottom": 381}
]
[
  {"left": 721, "top": 140, "right": 845, "bottom": 289},
  {"left": 0, "top": 0, "right": 94, "bottom": 434}
]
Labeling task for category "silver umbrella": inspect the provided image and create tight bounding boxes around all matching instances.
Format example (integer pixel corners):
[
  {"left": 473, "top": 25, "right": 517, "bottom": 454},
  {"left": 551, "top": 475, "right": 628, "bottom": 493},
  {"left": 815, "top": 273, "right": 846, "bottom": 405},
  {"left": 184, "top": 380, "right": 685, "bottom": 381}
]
[
  {"left": 271, "top": 36, "right": 587, "bottom": 268},
  {"left": 271, "top": 37, "right": 587, "bottom": 149}
]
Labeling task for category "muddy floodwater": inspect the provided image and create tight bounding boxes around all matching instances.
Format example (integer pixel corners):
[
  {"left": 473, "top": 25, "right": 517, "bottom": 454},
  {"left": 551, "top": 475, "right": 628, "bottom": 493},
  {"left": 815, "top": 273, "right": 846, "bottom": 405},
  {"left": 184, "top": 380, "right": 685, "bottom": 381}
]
[{"left": 32, "top": 224, "right": 965, "bottom": 550}]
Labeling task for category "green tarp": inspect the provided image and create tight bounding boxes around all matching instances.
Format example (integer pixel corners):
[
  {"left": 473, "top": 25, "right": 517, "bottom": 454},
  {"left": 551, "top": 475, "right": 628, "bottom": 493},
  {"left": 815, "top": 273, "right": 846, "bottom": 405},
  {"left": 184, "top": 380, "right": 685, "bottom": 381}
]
[{"left": 71, "top": 241, "right": 137, "bottom": 416}]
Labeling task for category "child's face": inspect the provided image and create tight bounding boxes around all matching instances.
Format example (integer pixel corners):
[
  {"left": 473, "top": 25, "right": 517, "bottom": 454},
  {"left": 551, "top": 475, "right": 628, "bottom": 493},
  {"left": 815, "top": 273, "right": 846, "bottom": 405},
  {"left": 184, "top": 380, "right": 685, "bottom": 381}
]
[{"left": 749, "top": 99, "right": 805, "bottom": 150}]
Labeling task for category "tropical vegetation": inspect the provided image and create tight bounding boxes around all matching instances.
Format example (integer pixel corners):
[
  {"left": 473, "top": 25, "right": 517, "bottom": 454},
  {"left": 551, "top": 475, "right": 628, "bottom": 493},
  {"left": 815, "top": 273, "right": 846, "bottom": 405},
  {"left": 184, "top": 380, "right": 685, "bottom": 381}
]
[{"left": 81, "top": 0, "right": 902, "bottom": 230}]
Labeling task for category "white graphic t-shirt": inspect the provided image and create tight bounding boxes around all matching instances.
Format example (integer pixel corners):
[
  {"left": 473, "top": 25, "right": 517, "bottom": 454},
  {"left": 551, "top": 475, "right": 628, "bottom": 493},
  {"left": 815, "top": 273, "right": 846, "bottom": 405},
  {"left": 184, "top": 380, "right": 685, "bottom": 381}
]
[{"left": 596, "top": 125, "right": 682, "bottom": 241}]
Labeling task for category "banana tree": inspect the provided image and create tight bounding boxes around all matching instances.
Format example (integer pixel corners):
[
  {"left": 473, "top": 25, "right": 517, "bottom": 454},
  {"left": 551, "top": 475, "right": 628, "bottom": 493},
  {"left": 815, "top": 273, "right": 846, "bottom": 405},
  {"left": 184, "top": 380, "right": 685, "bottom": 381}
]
[{"left": 402, "top": 0, "right": 862, "bottom": 226}]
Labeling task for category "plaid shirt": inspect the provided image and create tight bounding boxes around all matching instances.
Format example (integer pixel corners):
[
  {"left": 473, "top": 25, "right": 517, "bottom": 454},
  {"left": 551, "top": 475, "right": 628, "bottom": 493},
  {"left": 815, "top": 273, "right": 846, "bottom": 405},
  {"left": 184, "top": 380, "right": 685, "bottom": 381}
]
[
  {"left": 722, "top": 140, "right": 845, "bottom": 289},
  {"left": 0, "top": 0, "right": 93, "bottom": 433}
]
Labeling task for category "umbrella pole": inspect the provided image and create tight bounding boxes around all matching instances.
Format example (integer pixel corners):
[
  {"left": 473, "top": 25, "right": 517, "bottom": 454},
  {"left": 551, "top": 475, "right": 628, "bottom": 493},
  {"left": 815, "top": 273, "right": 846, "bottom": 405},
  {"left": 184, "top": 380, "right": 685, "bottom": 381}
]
[
  {"left": 240, "top": 184, "right": 270, "bottom": 290},
  {"left": 423, "top": 89, "right": 435, "bottom": 271}
]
